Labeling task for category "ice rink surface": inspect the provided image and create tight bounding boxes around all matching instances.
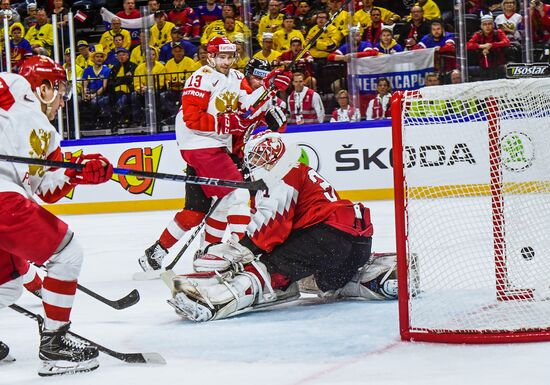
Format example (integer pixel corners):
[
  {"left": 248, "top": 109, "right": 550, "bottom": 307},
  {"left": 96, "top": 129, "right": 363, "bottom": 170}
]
[{"left": 2, "top": 201, "right": 550, "bottom": 384}]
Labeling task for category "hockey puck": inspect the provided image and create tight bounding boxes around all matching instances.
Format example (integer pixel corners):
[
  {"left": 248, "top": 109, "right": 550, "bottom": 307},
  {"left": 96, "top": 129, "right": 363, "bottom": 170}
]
[{"left": 521, "top": 246, "right": 535, "bottom": 261}]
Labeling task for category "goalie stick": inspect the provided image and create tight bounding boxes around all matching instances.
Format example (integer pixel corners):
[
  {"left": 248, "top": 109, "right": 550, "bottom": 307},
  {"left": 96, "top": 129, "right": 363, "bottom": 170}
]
[
  {"left": 133, "top": 199, "right": 222, "bottom": 281},
  {"left": 33, "top": 264, "right": 140, "bottom": 310},
  {"left": 0, "top": 154, "right": 267, "bottom": 191},
  {"left": 243, "top": 0, "right": 353, "bottom": 119},
  {"left": 9, "top": 304, "right": 166, "bottom": 365}
]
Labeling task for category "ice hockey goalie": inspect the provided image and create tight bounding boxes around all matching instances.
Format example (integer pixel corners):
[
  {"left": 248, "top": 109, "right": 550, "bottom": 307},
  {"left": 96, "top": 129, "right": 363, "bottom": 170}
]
[{"left": 166, "top": 132, "right": 397, "bottom": 321}]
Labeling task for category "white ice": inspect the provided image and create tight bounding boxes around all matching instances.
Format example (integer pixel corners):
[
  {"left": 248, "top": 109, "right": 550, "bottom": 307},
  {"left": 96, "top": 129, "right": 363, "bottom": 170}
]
[{"left": 2, "top": 201, "right": 550, "bottom": 385}]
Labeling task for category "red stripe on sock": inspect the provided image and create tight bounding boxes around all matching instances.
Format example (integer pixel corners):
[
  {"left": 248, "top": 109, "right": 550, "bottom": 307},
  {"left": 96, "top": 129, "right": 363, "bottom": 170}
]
[
  {"left": 23, "top": 273, "right": 43, "bottom": 292},
  {"left": 227, "top": 215, "right": 250, "bottom": 225},
  {"left": 43, "top": 277, "right": 77, "bottom": 296},
  {"left": 174, "top": 209, "right": 205, "bottom": 231},
  {"left": 43, "top": 302, "right": 72, "bottom": 322},
  {"left": 204, "top": 233, "right": 223, "bottom": 244},
  {"left": 159, "top": 229, "right": 178, "bottom": 249},
  {"left": 206, "top": 217, "right": 227, "bottom": 231}
]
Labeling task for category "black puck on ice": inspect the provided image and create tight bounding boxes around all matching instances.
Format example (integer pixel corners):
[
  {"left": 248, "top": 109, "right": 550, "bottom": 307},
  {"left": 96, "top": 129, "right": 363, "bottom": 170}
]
[{"left": 521, "top": 246, "right": 535, "bottom": 261}]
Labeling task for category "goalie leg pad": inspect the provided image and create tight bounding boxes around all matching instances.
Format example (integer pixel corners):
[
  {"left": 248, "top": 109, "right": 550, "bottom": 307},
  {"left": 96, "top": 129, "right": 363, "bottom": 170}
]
[
  {"left": 193, "top": 240, "right": 255, "bottom": 272},
  {"left": 337, "top": 253, "right": 398, "bottom": 300},
  {"left": 170, "top": 262, "right": 274, "bottom": 321}
]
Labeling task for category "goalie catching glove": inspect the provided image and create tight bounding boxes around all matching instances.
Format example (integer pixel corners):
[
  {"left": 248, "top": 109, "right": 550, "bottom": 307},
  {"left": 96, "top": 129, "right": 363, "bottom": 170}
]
[{"left": 65, "top": 154, "right": 113, "bottom": 185}]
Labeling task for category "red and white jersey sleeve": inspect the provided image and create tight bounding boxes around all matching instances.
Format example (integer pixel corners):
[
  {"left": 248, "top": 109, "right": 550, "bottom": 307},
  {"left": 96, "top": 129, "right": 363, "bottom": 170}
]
[
  {"left": 0, "top": 73, "right": 71, "bottom": 203},
  {"left": 176, "top": 66, "right": 267, "bottom": 151},
  {"left": 248, "top": 163, "right": 355, "bottom": 252}
]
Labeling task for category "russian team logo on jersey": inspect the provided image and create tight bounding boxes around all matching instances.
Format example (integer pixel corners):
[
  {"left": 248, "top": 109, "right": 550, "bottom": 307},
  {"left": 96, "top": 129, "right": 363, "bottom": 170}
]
[
  {"left": 215, "top": 90, "right": 238, "bottom": 112},
  {"left": 112, "top": 145, "right": 163, "bottom": 195},
  {"left": 28, "top": 128, "right": 52, "bottom": 178}
]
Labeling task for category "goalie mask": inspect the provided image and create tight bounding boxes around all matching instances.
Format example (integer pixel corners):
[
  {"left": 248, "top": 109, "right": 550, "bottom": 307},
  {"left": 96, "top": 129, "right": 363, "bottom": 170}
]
[{"left": 244, "top": 131, "right": 301, "bottom": 186}]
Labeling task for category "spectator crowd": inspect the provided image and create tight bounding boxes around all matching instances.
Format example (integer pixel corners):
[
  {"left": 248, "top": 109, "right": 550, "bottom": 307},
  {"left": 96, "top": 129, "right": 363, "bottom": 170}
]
[{"left": 0, "top": 0, "right": 548, "bottom": 133}]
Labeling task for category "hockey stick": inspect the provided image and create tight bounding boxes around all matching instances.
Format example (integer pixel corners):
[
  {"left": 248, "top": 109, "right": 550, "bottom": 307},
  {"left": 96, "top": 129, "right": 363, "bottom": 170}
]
[
  {"left": 166, "top": 198, "right": 222, "bottom": 271},
  {"left": 9, "top": 304, "right": 166, "bottom": 365},
  {"left": 75, "top": 285, "right": 140, "bottom": 310},
  {"left": 33, "top": 264, "right": 140, "bottom": 310},
  {"left": 243, "top": 0, "right": 353, "bottom": 119},
  {"left": 133, "top": 199, "right": 222, "bottom": 281},
  {"left": 0, "top": 154, "right": 267, "bottom": 191}
]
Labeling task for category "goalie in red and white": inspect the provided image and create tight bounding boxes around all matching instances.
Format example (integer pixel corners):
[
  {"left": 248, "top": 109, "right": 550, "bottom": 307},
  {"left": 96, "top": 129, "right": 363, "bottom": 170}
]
[
  {"left": 166, "top": 132, "right": 397, "bottom": 322},
  {"left": 139, "top": 36, "right": 292, "bottom": 273},
  {"left": 0, "top": 56, "right": 113, "bottom": 375}
]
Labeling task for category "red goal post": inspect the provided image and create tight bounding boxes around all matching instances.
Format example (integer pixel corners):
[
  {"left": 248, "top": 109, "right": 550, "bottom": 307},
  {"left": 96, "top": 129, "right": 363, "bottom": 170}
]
[{"left": 391, "top": 78, "right": 550, "bottom": 343}]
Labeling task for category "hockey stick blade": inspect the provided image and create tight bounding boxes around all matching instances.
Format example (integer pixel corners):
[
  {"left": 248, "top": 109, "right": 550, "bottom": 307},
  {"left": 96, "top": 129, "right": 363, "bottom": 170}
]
[
  {"left": 76, "top": 285, "right": 140, "bottom": 310},
  {"left": 33, "top": 264, "right": 140, "bottom": 310},
  {"left": 31, "top": 286, "right": 139, "bottom": 310},
  {"left": 9, "top": 304, "right": 166, "bottom": 365}
]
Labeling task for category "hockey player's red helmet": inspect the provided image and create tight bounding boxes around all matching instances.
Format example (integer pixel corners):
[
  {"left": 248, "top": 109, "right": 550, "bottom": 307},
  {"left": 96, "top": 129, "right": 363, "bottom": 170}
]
[
  {"left": 207, "top": 36, "right": 237, "bottom": 55},
  {"left": 19, "top": 55, "right": 67, "bottom": 90}
]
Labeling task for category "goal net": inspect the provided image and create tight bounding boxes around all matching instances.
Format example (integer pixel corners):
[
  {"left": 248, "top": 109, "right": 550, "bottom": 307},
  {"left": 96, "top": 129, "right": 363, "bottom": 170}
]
[{"left": 392, "top": 78, "right": 550, "bottom": 343}]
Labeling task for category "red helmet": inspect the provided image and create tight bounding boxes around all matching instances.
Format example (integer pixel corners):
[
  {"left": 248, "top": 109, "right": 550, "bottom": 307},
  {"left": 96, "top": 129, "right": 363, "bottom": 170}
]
[
  {"left": 244, "top": 131, "right": 286, "bottom": 171},
  {"left": 207, "top": 36, "right": 236, "bottom": 54},
  {"left": 18, "top": 55, "right": 67, "bottom": 90}
]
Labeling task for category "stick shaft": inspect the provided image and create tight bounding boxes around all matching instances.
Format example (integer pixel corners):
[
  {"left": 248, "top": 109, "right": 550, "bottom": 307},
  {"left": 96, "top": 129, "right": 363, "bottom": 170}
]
[
  {"left": 0, "top": 154, "right": 266, "bottom": 191},
  {"left": 244, "top": 0, "right": 353, "bottom": 118}
]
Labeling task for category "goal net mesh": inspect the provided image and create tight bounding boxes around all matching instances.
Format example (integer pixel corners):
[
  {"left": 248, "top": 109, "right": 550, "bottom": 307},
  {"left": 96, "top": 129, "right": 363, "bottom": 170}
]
[{"left": 399, "top": 78, "right": 550, "bottom": 336}]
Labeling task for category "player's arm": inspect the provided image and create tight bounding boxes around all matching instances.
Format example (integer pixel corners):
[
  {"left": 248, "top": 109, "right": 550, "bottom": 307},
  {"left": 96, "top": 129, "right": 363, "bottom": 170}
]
[
  {"left": 37, "top": 146, "right": 113, "bottom": 203},
  {"left": 180, "top": 70, "right": 215, "bottom": 132}
]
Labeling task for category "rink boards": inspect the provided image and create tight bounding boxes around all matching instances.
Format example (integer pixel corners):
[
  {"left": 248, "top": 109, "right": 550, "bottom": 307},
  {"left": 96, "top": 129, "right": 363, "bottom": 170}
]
[{"left": 42, "top": 119, "right": 487, "bottom": 215}]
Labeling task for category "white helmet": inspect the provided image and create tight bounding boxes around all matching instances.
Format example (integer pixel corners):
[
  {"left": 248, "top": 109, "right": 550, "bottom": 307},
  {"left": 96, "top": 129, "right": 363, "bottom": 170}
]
[{"left": 244, "top": 131, "right": 301, "bottom": 184}]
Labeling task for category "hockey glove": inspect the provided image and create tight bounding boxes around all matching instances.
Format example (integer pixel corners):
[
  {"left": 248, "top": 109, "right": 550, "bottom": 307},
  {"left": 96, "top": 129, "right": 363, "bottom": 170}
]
[
  {"left": 263, "top": 69, "right": 292, "bottom": 91},
  {"left": 66, "top": 154, "right": 113, "bottom": 185},
  {"left": 216, "top": 112, "right": 252, "bottom": 135},
  {"left": 265, "top": 105, "right": 287, "bottom": 132}
]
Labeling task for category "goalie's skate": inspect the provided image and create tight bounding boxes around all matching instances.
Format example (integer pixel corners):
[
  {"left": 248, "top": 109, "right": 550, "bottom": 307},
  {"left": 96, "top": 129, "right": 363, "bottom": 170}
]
[
  {"left": 167, "top": 292, "right": 213, "bottom": 322},
  {"left": 38, "top": 322, "right": 99, "bottom": 377},
  {"left": 134, "top": 241, "right": 168, "bottom": 280},
  {"left": 0, "top": 341, "right": 15, "bottom": 363}
]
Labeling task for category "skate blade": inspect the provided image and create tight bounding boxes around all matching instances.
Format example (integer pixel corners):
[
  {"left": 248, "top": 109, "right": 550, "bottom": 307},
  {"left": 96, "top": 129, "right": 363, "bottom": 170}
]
[
  {"left": 133, "top": 269, "right": 164, "bottom": 281},
  {"left": 38, "top": 358, "right": 99, "bottom": 377},
  {"left": 0, "top": 354, "right": 15, "bottom": 363}
]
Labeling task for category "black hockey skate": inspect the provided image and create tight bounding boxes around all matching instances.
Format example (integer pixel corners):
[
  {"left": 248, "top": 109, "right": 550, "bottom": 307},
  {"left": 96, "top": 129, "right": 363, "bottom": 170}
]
[
  {"left": 38, "top": 320, "right": 99, "bottom": 377},
  {"left": 0, "top": 341, "right": 15, "bottom": 363},
  {"left": 138, "top": 241, "right": 168, "bottom": 272}
]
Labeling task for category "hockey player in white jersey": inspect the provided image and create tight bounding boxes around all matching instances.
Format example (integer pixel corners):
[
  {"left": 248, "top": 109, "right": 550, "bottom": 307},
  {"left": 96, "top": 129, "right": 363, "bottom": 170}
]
[
  {"left": 165, "top": 132, "right": 397, "bottom": 322},
  {"left": 0, "top": 56, "right": 113, "bottom": 375},
  {"left": 139, "top": 36, "right": 292, "bottom": 273}
]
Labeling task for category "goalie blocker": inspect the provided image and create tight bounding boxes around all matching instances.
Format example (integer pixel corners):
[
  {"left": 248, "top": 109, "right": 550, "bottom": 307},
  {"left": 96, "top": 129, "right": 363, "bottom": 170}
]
[{"left": 167, "top": 132, "right": 397, "bottom": 322}]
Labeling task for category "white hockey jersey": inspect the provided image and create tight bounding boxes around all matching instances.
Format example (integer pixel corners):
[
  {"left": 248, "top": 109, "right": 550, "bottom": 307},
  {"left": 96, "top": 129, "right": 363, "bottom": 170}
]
[
  {"left": 0, "top": 73, "right": 71, "bottom": 203},
  {"left": 176, "top": 65, "right": 265, "bottom": 151}
]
